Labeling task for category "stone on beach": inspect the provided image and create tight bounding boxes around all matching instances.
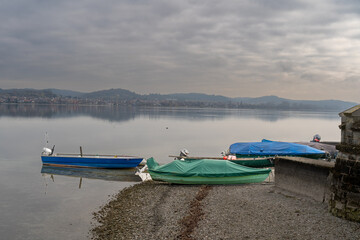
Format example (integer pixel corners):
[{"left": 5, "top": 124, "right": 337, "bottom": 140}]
[{"left": 91, "top": 182, "right": 360, "bottom": 240}]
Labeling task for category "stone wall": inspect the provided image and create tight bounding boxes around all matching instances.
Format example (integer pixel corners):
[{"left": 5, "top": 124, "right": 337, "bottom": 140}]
[
  {"left": 329, "top": 105, "right": 360, "bottom": 223},
  {"left": 275, "top": 157, "right": 334, "bottom": 202},
  {"left": 339, "top": 107, "right": 360, "bottom": 146},
  {"left": 329, "top": 149, "right": 360, "bottom": 222}
]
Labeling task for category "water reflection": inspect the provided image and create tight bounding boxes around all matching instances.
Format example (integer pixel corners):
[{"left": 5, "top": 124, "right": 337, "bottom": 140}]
[
  {"left": 0, "top": 105, "right": 342, "bottom": 239},
  {"left": 0, "top": 104, "right": 339, "bottom": 122},
  {"left": 0, "top": 104, "right": 136, "bottom": 121},
  {"left": 41, "top": 165, "right": 142, "bottom": 183}
]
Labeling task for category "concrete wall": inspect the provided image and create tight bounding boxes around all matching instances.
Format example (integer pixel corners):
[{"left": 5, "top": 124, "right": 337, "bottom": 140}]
[{"left": 275, "top": 157, "right": 334, "bottom": 202}]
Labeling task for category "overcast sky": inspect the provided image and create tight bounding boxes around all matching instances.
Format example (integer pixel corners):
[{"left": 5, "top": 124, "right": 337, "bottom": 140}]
[{"left": 0, "top": 0, "right": 359, "bottom": 101}]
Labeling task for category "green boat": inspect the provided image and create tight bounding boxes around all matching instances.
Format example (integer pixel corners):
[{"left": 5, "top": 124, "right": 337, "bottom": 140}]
[
  {"left": 169, "top": 155, "right": 274, "bottom": 168},
  {"left": 229, "top": 158, "right": 274, "bottom": 168},
  {"left": 146, "top": 157, "right": 271, "bottom": 185}
]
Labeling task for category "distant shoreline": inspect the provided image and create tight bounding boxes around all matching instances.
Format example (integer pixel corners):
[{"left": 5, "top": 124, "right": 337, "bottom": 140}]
[
  {"left": 0, "top": 88, "right": 357, "bottom": 111},
  {"left": 0, "top": 102, "right": 348, "bottom": 112}
]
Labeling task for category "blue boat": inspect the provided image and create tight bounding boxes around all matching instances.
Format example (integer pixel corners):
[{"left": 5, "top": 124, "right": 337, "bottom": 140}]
[
  {"left": 229, "top": 139, "right": 326, "bottom": 159},
  {"left": 41, "top": 147, "right": 144, "bottom": 169}
]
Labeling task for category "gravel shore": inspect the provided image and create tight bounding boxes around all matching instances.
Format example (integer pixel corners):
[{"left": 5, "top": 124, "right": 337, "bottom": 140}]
[{"left": 91, "top": 181, "right": 360, "bottom": 240}]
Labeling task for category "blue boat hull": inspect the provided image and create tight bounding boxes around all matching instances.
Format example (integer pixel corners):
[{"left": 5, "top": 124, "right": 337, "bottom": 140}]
[{"left": 41, "top": 156, "right": 143, "bottom": 168}]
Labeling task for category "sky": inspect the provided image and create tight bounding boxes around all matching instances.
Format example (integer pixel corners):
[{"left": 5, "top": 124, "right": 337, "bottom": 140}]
[{"left": 0, "top": 0, "right": 359, "bottom": 102}]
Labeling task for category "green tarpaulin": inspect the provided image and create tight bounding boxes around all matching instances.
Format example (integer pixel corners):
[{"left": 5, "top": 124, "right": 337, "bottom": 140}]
[{"left": 146, "top": 157, "right": 271, "bottom": 178}]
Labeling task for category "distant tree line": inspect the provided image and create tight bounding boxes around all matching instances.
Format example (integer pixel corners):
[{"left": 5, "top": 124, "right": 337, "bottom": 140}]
[{"left": 0, "top": 88, "right": 356, "bottom": 111}]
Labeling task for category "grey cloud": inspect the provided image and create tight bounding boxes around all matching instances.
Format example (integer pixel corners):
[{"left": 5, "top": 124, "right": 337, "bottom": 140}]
[
  {"left": 344, "top": 76, "right": 360, "bottom": 83},
  {"left": 0, "top": 0, "right": 359, "bottom": 101}
]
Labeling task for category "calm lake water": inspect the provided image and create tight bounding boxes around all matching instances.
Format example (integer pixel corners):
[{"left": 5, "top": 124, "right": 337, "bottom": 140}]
[{"left": 0, "top": 104, "right": 342, "bottom": 239}]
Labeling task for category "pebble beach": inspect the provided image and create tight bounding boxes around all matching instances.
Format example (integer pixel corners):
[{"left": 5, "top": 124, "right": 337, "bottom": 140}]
[{"left": 91, "top": 181, "right": 360, "bottom": 240}]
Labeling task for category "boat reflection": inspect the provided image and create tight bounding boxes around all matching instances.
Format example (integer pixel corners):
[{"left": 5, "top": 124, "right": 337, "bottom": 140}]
[{"left": 41, "top": 165, "right": 142, "bottom": 183}]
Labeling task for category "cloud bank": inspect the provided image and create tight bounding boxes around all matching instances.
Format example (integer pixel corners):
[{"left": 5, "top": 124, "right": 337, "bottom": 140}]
[{"left": 0, "top": 0, "right": 359, "bottom": 101}]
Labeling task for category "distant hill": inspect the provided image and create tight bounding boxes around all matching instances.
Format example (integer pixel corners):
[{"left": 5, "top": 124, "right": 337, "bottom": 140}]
[
  {"left": 82, "top": 88, "right": 140, "bottom": 100},
  {"left": 234, "top": 95, "right": 288, "bottom": 104},
  {"left": 0, "top": 88, "right": 56, "bottom": 98},
  {"left": 233, "top": 95, "right": 356, "bottom": 111},
  {"left": 0, "top": 88, "right": 358, "bottom": 111},
  {"left": 145, "top": 93, "right": 230, "bottom": 102},
  {"left": 46, "top": 89, "right": 85, "bottom": 97},
  {"left": 293, "top": 99, "right": 356, "bottom": 111}
]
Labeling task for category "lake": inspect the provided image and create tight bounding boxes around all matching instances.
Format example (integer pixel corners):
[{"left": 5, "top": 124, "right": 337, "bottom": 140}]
[{"left": 0, "top": 104, "right": 342, "bottom": 239}]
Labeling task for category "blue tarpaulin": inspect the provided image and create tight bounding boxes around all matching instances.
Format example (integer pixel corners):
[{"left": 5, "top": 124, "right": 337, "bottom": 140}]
[{"left": 229, "top": 139, "right": 326, "bottom": 156}]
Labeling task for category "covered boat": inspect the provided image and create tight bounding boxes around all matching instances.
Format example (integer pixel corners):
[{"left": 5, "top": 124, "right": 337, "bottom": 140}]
[
  {"left": 169, "top": 148, "right": 274, "bottom": 168},
  {"left": 228, "top": 158, "right": 274, "bottom": 168},
  {"left": 296, "top": 142, "right": 338, "bottom": 159},
  {"left": 229, "top": 139, "right": 326, "bottom": 159},
  {"left": 171, "top": 156, "right": 274, "bottom": 168},
  {"left": 146, "top": 157, "right": 271, "bottom": 185}
]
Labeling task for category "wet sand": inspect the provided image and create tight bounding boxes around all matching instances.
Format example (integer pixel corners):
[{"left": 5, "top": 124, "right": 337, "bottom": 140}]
[{"left": 91, "top": 182, "right": 360, "bottom": 240}]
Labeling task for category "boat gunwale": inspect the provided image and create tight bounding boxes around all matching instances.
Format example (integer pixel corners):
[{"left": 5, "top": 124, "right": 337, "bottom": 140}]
[
  {"left": 42, "top": 162, "right": 141, "bottom": 169},
  {"left": 148, "top": 171, "right": 271, "bottom": 185},
  {"left": 168, "top": 155, "right": 272, "bottom": 161},
  {"left": 148, "top": 169, "right": 271, "bottom": 178},
  {"left": 43, "top": 154, "right": 142, "bottom": 159}
]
